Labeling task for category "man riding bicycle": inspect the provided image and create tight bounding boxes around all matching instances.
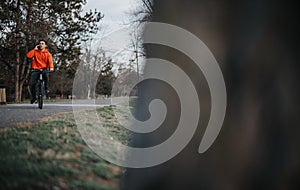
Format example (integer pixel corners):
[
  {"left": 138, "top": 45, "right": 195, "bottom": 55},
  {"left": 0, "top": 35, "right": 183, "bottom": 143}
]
[{"left": 27, "top": 40, "right": 54, "bottom": 104}]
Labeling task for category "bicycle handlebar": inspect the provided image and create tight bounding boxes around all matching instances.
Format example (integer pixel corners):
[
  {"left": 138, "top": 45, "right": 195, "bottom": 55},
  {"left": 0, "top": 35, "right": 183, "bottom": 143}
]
[{"left": 31, "top": 68, "right": 53, "bottom": 73}]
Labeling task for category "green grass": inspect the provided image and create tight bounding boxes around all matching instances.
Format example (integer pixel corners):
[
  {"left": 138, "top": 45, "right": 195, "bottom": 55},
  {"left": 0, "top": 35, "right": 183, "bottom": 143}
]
[{"left": 0, "top": 106, "right": 129, "bottom": 190}]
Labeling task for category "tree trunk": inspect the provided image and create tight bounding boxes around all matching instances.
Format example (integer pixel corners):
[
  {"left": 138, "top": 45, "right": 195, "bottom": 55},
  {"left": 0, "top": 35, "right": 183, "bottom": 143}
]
[
  {"left": 15, "top": 64, "right": 20, "bottom": 102},
  {"left": 19, "top": 83, "right": 23, "bottom": 102},
  {"left": 14, "top": 0, "right": 21, "bottom": 102},
  {"left": 15, "top": 0, "right": 31, "bottom": 102}
]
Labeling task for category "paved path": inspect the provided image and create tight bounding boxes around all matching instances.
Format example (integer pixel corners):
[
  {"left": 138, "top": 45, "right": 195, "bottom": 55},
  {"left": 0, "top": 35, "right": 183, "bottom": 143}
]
[{"left": 0, "top": 99, "right": 121, "bottom": 128}]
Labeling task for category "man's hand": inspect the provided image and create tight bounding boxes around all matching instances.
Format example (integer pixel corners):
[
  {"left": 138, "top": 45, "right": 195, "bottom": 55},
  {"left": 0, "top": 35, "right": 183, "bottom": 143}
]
[
  {"left": 35, "top": 45, "right": 39, "bottom": 50},
  {"left": 50, "top": 68, "right": 54, "bottom": 72}
]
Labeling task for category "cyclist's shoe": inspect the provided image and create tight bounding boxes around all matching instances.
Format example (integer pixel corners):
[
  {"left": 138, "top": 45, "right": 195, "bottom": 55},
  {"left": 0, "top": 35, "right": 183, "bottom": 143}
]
[
  {"left": 30, "top": 98, "right": 37, "bottom": 104},
  {"left": 45, "top": 90, "right": 50, "bottom": 94}
]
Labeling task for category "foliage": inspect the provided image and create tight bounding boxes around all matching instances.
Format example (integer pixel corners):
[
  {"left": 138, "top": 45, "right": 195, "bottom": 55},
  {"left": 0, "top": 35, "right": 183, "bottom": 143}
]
[
  {"left": 73, "top": 51, "right": 115, "bottom": 99},
  {"left": 96, "top": 59, "right": 115, "bottom": 96},
  {"left": 49, "top": 70, "right": 73, "bottom": 99}
]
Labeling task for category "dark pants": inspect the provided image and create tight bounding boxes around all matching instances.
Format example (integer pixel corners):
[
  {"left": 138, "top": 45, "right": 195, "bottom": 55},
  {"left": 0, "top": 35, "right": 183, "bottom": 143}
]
[{"left": 29, "top": 70, "right": 49, "bottom": 100}]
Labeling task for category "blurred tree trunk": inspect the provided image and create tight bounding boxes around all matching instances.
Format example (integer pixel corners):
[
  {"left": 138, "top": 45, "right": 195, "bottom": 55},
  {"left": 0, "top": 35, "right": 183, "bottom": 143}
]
[{"left": 122, "top": 0, "right": 300, "bottom": 190}]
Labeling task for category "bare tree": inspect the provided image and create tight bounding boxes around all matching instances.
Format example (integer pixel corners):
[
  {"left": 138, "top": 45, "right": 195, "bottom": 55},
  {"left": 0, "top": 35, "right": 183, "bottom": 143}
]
[
  {"left": 131, "top": 0, "right": 154, "bottom": 24},
  {"left": 129, "top": 26, "right": 146, "bottom": 80}
]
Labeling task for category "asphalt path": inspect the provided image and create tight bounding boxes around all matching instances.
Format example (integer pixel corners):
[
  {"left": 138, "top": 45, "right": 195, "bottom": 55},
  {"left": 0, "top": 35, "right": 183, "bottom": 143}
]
[{"left": 0, "top": 99, "right": 119, "bottom": 128}]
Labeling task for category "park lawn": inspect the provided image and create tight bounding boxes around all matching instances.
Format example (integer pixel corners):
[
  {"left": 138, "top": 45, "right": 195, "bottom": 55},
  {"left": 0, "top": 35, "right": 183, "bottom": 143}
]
[{"left": 0, "top": 106, "right": 129, "bottom": 190}]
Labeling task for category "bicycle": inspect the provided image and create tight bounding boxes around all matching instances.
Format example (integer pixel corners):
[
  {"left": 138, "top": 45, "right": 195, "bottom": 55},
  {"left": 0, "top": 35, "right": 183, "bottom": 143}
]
[{"left": 34, "top": 69, "right": 49, "bottom": 109}]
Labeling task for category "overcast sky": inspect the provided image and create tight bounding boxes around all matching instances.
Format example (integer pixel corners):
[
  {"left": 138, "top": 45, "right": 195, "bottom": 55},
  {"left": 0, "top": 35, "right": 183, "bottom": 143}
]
[
  {"left": 82, "top": 0, "right": 142, "bottom": 70},
  {"left": 83, "top": 0, "right": 136, "bottom": 32}
]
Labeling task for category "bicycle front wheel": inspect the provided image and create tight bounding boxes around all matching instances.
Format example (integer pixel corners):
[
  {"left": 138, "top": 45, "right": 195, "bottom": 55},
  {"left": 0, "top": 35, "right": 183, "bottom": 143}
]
[
  {"left": 37, "top": 81, "right": 44, "bottom": 109},
  {"left": 38, "top": 94, "right": 43, "bottom": 109}
]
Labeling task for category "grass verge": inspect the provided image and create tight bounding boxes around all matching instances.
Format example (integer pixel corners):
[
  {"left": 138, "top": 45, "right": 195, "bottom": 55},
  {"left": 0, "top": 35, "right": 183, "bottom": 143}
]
[{"left": 0, "top": 106, "right": 129, "bottom": 190}]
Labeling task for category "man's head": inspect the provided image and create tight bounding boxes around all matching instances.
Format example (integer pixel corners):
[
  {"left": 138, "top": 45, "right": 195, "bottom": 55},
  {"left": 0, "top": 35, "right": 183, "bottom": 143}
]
[{"left": 38, "top": 40, "right": 47, "bottom": 50}]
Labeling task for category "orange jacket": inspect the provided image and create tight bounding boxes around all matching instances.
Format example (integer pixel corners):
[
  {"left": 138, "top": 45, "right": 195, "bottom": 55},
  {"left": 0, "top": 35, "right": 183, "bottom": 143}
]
[{"left": 27, "top": 48, "right": 54, "bottom": 70}]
